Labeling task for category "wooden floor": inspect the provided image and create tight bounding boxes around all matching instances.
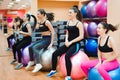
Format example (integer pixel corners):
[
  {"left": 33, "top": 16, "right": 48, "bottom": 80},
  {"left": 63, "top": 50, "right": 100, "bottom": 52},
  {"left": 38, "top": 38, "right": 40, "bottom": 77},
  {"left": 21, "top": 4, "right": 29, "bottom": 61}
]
[{"left": 0, "top": 30, "right": 85, "bottom": 80}]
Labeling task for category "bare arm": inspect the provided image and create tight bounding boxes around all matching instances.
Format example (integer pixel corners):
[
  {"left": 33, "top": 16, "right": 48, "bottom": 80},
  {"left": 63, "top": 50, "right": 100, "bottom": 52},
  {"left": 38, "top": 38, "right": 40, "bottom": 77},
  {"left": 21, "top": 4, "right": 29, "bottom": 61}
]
[
  {"left": 97, "top": 37, "right": 102, "bottom": 63},
  {"left": 45, "top": 20, "right": 55, "bottom": 48},
  {"left": 65, "top": 30, "right": 68, "bottom": 42}
]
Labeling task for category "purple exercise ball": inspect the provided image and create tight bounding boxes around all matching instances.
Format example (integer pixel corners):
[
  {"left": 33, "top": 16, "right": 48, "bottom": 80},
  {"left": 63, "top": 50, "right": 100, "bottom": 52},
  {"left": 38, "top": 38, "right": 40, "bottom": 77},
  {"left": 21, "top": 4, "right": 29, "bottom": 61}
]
[
  {"left": 86, "top": 1, "right": 97, "bottom": 18},
  {"left": 16, "top": 45, "right": 31, "bottom": 66},
  {"left": 21, "top": 45, "right": 31, "bottom": 65},
  {"left": 87, "top": 22, "right": 98, "bottom": 37}
]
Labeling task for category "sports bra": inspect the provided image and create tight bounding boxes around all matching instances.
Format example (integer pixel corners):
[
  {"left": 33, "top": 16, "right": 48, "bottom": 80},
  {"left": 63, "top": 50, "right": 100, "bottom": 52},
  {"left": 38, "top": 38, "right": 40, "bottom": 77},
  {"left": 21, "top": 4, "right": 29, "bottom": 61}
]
[
  {"left": 38, "top": 21, "right": 49, "bottom": 32},
  {"left": 21, "top": 23, "right": 29, "bottom": 32},
  {"left": 66, "top": 21, "right": 79, "bottom": 41},
  {"left": 99, "top": 36, "right": 113, "bottom": 52}
]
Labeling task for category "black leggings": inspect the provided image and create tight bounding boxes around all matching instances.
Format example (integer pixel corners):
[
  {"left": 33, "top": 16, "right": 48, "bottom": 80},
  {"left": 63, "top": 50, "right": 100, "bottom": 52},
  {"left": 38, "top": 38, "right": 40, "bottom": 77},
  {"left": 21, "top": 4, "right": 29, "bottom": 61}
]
[
  {"left": 7, "top": 34, "right": 14, "bottom": 48},
  {"left": 12, "top": 36, "right": 31, "bottom": 63},
  {"left": 52, "top": 43, "right": 80, "bottom": 76},
  {"left": 29, "top": 36, "right": 51, "bottom": 64},
  {"left": 3, "top": 25, "right": 7, "bottom": 33}
]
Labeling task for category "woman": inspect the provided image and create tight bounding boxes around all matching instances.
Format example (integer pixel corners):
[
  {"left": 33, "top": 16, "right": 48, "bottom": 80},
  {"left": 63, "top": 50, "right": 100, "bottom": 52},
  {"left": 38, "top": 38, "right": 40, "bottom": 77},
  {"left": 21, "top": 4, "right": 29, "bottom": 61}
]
[
  {"left": 81, "top": 22, "right": 119, "bottom": 80},
  {"left": 6, "top": 17, "right": 22, "bottom": 51},
  {"left": 10, "top": 14, "right": 37, "bottom": 70},
  {"left": 47, "top": 7, "right": 84, "bottom": 80},
  {"left": 25, "top": 9, "right": 55, "bottom": 73},
  {"left": 2, "top": 16, "right": 8, "bottom": 36}
]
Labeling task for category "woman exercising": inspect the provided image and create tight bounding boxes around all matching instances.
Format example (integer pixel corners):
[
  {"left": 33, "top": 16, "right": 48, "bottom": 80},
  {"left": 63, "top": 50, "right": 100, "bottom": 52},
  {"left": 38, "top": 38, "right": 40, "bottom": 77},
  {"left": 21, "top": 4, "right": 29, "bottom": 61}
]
[
  {"left": 47, "top": 6, "right": 84, "bottom": 80},
  {"left": 81, "top": 22, "right": 119, "bottom": 80}
]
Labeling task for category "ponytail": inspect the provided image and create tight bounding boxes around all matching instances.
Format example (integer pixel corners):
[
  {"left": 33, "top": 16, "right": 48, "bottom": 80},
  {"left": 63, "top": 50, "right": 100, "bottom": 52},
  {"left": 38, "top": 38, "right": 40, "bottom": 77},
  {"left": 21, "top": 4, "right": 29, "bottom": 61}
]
[
  {"left": 71, "top": 6, "right": 83, "bottom": 22},
  {"left": 108, "top": 24, "right": 117, "bottom": 32},
  {"left": 30, "top": 15, "right": 37, "bottom": 31},
  {"left": 100, "top": 22, "right": 117, "bottom": 33},
  {"left": 46, "top": 13, "right": 54, "bottom": 22}
]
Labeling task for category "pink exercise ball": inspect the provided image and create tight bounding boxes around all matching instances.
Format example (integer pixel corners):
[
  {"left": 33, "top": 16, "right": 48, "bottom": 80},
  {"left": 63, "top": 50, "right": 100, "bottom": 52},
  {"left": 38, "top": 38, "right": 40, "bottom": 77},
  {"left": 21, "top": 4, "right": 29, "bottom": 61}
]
[
  {"left": 95, "top": 0, "right": 107, "bottom": 17},
  {"left": 101, "top": 0, "right": 107, "bottom": 2},
  {"left": 7, "top": 17, "right": 13, "bottom": 23},
  {"left": 83, "top": 22, "right": 89, "bottom": 37},
  {"left": 59, "top": 50, "right": 89, "bottom": 79}
]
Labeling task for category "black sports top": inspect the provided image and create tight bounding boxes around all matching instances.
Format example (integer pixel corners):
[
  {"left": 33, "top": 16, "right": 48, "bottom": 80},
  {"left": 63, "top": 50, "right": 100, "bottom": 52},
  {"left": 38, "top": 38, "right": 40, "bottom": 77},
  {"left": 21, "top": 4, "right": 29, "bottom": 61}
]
[
  {"left": 38, "top": 21, "right": 49, "bottom": 32},
  {"left": 66, "top": 22, "right": 79, "bottom": 41},
  {"left": 21, "top": 23, "right": 28, "bottom": 32},
  {"left": 99, "top": 36, "right": 113, "bottom": 52}
]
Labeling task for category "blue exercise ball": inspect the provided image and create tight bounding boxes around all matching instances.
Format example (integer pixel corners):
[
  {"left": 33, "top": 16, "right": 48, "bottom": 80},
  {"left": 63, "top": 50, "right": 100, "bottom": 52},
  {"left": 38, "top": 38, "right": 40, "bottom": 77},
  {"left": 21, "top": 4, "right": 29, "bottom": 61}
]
[
  {"left": 88, "top": 68, "right": 104, "bottom": 80},
  {"left": 87, "top": 22, "right": 98, "bottom": 37},
  {"left": 85, "top": 38, "right": 98, "bottom": 57},
  {"left": 88, "top": 67, "right": 120, "bottom": 80},
  {"left": 81, "top": 5, "right": 88, "bottom": 18}
]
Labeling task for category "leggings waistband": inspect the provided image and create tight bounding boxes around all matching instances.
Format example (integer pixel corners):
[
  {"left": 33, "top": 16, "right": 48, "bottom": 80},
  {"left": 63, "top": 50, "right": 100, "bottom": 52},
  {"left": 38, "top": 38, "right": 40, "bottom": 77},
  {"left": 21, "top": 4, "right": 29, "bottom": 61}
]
[{"left": 42, "top": 36, "right": 51, "bottom": 38}]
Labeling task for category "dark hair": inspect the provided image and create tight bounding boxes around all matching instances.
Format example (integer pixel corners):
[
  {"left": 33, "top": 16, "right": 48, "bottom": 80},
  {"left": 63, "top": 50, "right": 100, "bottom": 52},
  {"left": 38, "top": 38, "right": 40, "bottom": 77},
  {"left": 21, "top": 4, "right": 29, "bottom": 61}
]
[
  {"left": 3, "top": 16, "right": 7, "bottom": 21},
  {"left": 70, "top": 6, "right": 83, "bottom": 21},
  {"left": 100, "top": 22, "right": 117, "bottom": 33},
  {"left": 26, "top": 14, "right": 31, "bottom": 21},
  {"left": 24, "top": 14, "right": 37, "bottom": 31},
  {"left": 73, "top": 5, "right": 78, "bottom": 9},
  {"left": 38, "top": 9, "right": 54, "bottom": 22},
  {"left": 14, "top": 17, "right": 23, "bottom": 29},
  {"left": 46, "top": 13, "right": 54, "bottom": 21},
  {"left": 30, "top": 15, "right": 37, "bottom": 31}
]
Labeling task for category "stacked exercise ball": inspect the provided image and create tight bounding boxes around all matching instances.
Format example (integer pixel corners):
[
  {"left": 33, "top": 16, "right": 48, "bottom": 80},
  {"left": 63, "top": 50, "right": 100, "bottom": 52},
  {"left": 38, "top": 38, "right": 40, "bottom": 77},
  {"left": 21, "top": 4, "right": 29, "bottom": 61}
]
[
  {"left": 85, "top": 38, "right": 98, "bottom": 57},
  {"left": 86, "top": 1, "right": 97, "bottom": 18},
  {"left": 87, "top": 22, "right": 98, "bottom": 37},
  {"left": 95, "top": 0, "right": 107, "bottom": 17},
  {"left": 81, "top": 5, "right": 88, "bottom": 18},
  {"left": 83, "top": 22, "right": 89, "bottom": 37},
  {"left": 81, "top": 0, "right": 107, "bottom": 18},
  {"left": 83, "top": 21, "right": 98, "bottom": 37}
]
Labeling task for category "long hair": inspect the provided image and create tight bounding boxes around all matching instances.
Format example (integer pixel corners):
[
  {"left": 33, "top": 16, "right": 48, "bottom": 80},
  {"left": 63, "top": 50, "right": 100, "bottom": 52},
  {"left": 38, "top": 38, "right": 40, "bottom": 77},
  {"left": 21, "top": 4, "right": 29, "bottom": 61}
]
[
  {"left": 100, "top": 22, "right": 117, "bottom": 33},
  {"left": 38, "top": 9, "right": 54, "bottom": 22},
  {"left": 70, "top": 6, "right": 83, "bottom": 22},
  {"left": 30, "top": 15, "right": 37, "bottom": 31},
  {"left": 25, "top": 14, "right": 37, "bottom": 31},
  {"left": 14, "top": 17, "right": 23, "bottom": 29},
  {"left": 46, "top": 12, "right": 54, "bottom": 22}
]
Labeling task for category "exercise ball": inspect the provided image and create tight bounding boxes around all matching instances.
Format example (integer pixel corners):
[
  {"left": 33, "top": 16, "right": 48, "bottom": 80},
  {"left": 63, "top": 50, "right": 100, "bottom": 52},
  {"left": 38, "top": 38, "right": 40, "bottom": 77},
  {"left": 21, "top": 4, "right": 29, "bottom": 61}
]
[
  {"left": 101, "top": 0, "right": 107, "bottom": 2},
  {"left": 40, "top": 47, "right": 56, "bottom": 71},
  {"left": 21, "top": 45, "right": 31, "bottom": 66},
  {"left": 87, "top": 22, "right": 98, "bottom": 37},
  {"left": 83, "top": 22, "right": 88, "bottom": 37},
  {"left": 85, "top": 38, "right": 98, "bottom": 57},
  {"left": 81, "top": 5, "right": 88, "bottom": 18},
  {"left": 86, "top": 1, "right": 97, "bottom": 18},
  {"left": 10, "top": 38, "right": 15, "bottom": 46},
  {"left": 7, "top": 17, "right": 13, "bottom": 23},
  {"left": 95, "top": 0, "right": 107, "bottom": 17},
  {"left": 16, "top": 45, "right": 31, "bottom": 66},
  {"left": 88, "top": 67, "right": 120, "bottom": 80},
  {"left": 59, "top": 50, "right": 89, "bottom": 79}
]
